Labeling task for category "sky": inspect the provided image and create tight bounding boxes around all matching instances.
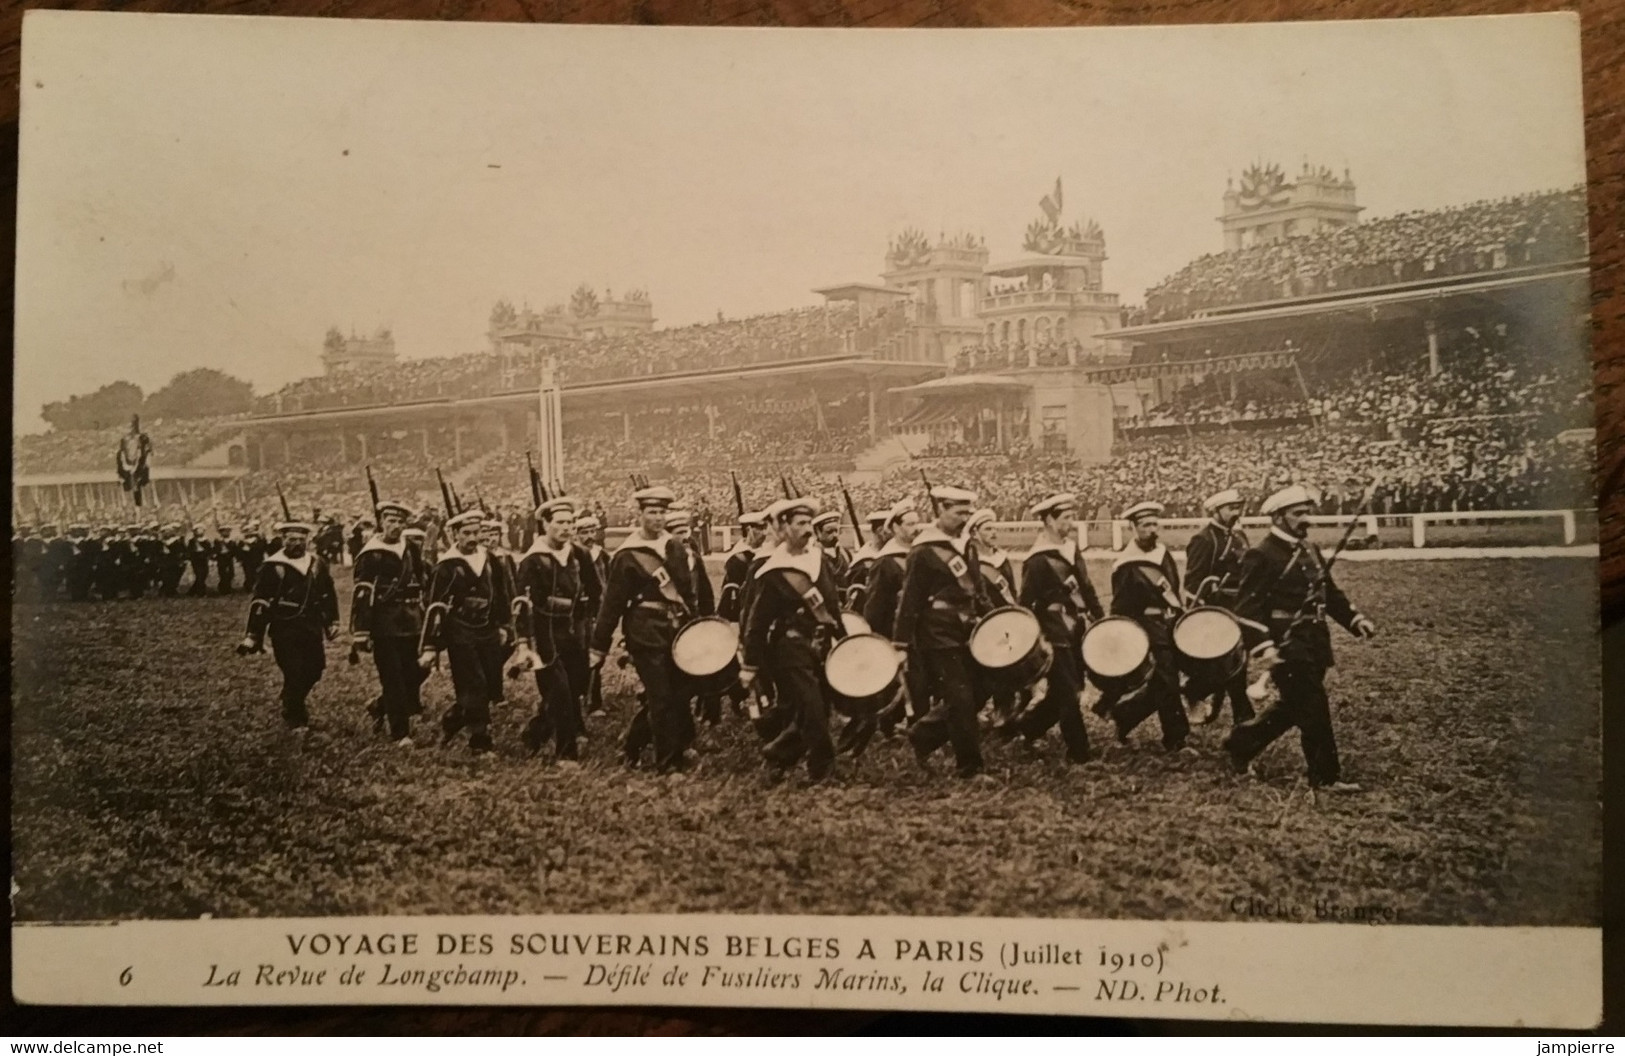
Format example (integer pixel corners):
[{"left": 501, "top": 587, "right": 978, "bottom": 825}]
[{"left": 13, "top": 11, "right": 1588, "bottom": 434}]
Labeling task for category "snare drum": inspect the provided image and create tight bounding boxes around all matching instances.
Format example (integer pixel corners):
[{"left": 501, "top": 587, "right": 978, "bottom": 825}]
[
  {"left": 1172, "top": 606, "right": 1246, "bottom": 698},
  {"left": 671, "top": 616, "right": 741, "bottom": 695},
  {"left": 968, "top": 606, "right": 1053, "bottom": 693},
  {"left": 1080, "top": 616, "right": 1153, "bottom": 695},
  {"left": 823, "top": 633, "right": 903, "bottom": 717}
]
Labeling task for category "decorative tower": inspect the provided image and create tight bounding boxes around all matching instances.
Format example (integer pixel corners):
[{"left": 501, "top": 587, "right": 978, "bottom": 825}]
[{"left": 1220, "top": 161, "right": 1362, "bottom": 251}]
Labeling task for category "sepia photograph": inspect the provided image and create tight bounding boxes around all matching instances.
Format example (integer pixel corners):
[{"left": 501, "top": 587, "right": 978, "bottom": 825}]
[{"left": 8, "top": 9, "right": 1602, "bottom": 1022}]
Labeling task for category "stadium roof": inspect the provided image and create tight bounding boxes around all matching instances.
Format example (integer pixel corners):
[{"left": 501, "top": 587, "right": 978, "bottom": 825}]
[
  {"left": 889, "top": 374, "right": 1031, "bottom": 398},
  {"left": 811, "top": 283, "right": 911, "bottom": 300}
]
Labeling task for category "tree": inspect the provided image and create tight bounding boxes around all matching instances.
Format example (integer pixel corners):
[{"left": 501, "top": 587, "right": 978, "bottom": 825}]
[
  {"left": 143, "top": 368, "right": 254, "bottom": 420},
  {"left": 569, "top": 283, "right": 600, "bottom": 318},
  {"left": 40, "top": 381, "right": 145, "bottom": 431}
]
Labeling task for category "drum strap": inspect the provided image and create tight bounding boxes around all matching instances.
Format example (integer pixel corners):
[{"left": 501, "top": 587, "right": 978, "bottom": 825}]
[
  {"left": 778, "top": 569, "right": 841, "bottom": 630},
  {"left": 624, "top": 547, "right": 688, "bottom": 611}
]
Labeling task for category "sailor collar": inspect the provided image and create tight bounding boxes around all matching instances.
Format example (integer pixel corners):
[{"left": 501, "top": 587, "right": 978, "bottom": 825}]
[
  {"left": 979, "top": 547, "right": 1010, "bottom": 567},
  {"left": 358, "top": 536, "right": 407, "bottom": 559},
  {"left": 439, "top": 546, "right": 489, "bottom": 576},
  {"left": 617, "top": 530, "right": 673, "bottom": 556},
  {"left": 265, "top": 551, "right": 315, "bottom": 575},
  {"left": 755, "top": 545, "right": 825, "bottom": 580},
  {"left": 1270, "top": 526, "right": 1303, "bottom": 546},
  {"left": 726, "top": 538, "right": 756, "bottom": 559},
  {"left": 912, "top": 525, "right": 970, "bottom": 556},
  {"left": 1026, "top": 535, "right": 1077, "bottom": 563},
  {"left": 851, "top": 541, "right": 880, "bottom": 563},
  {"left": 877, "top": 537, "right": 911, "bottom": 559},
  {"left": 1113, "top": 543, "right": 1170, "bottom": 571},
  {"left": 1209, "top": 518, "right": 1237, "bottom": 534}
]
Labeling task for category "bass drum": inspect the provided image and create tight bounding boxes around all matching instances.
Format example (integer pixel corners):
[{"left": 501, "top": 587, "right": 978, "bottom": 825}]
[
  {"left": 671, "top": 616, "right": 741, "bottom": 695},
  {"left": 1080, "top": 616, "right": 1153, "bottom": 695},
  {"left": 841, "top": 611, "right": 872, "bottom": 636},
  {"left": 823, "top": 632, "right": 902, "bottom": 717},
  {"left": 968, "top": 606, "right": 1052, "bottom": 694},
  {"left": 1173, "top": 606, "right": 1246, "bottom": 697}
]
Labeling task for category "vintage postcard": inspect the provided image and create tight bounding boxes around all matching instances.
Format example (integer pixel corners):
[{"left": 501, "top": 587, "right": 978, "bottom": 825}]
[{"left": 10, "top": 10, "right": 1601, "bottom": 1026}]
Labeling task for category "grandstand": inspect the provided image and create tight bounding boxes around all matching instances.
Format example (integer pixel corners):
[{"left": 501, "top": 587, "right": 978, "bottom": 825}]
[{"left": 11, "top": 175, "right": 1595, "bottom": 534}]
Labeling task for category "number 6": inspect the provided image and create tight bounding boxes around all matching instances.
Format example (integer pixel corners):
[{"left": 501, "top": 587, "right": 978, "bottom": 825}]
[{"left": 119, "top": 967, "right": 133, "bottom": 986}]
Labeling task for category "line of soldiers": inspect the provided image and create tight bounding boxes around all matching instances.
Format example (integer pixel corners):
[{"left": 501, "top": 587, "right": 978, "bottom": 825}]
[
  {"left": 11, "top": 520, "right": 274, "bottom": 602},
  {"left": 232, "top": 478, "right": 1377, "bottom": 792}
]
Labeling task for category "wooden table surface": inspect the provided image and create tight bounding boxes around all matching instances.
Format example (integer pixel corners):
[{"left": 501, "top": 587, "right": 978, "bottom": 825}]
[{"left": 0, "top": 0, "right": 1618, "bottom": 1035}]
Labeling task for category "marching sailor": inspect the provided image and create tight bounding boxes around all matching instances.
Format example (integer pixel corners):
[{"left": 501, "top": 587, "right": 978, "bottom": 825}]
[
  {"left": 855, "top": 499, "right": 925, "bottom": 738},
  {"left": 717, "top": 511, "right": 768, "bottom": 623},
  {"left": 842, "top": 510, "right": 892, "bottom": 613},
  {"left": 667, "top": 506, "right": 720, "bottom": 727},
  {"left": 237, "top": 520, "right": 340, "bottom": 731},
  {"left": 812, "top": 509, "right": 851, "bottom": 586},
  {"left": 215, "top": 525, "right": 240, "bottom": 595},
  {"left": 418, "top": 509, "right": 517, "bottom": 755},
  {"left": 1222, "top": 484, "right": 1375, "bottom": 793},
  {"left": 1183, "top": 487, "right": 1255, "bottom": 724},
  {"left": 514, "top": 497, "right": 592, "bottom": 762},
  {"left": 896, "top": 486, "right": 994, "bottom": 778},
  {"left": 573, "top": 512, "right": 610, "bottom": 717},
  {"left": 1004, "top": 492, "right": 1106, "bottom": 761},
  {"left": 238, "top": 522, "right": 267, "bottom": 586},
  {"left": 481, "top": 515, "right": 519, "bottom": 709},
  {"left": 589, "top": 485, "right": 698, "bottom": 774},
  {"left": 351, "top": 500, "right": 427, "bottom": 745},
  {"left": 968, "top": 508, "right": 1017, "bottom": 607},
  {"left": 1105, "top": 502, "right": 1191, "bottom": 753},
  {"left": 739, "top": 497, "right": 849, "bottom": 782}
]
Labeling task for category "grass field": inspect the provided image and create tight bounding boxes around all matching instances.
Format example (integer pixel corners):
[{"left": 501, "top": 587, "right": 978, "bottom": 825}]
[{"left": 10, "top": 558, "right": 1601, "bottom": 926}]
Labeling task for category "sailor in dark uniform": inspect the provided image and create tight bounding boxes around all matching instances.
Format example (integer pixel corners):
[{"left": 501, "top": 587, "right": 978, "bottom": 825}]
[
  {"left": 1182, "top": 487, "right": 1255, "bottom": 725},
  {"left": 897, "top": 486, "right": 994, "bottom": 778},
  {"left": 40, "top": 524, "right": 73, "bottom": 601},
  {"left": 856, "top": 500, "right": 925, "bottom": 738},
  {"left": 842, "top": 509, "right": 892, "bottom": 613},
  {"left": 215, "top": 526, "right": 240, "bottom": 594},
  {"left": 237, "top": 521, "right": 339, "bottom": 731},
  {"left": 156, "top": 523, "right": 187, "bottom": 596},
  {"left": 666, "top": 506, "right": 721, "bottom": 727},
  {"left": 66, "top": 523, "right": 96, "bottom": 602},
  {"left": 1105, "top": 502, "right": 1191, "bottom": 753},
  {"left": 968, "top": 508, "right": 1018, "bottom": 608},
  {"left": 573, "top": 512, "right": 610, "bottom": 718},
  {"left": 238, "top": 522, "right": 267, "bottom": 585},
  {"left": 812, "top": 510, "right": 851, "bottom": 587},
  {"left": 718, "top": 511, "right": 768, "bottom": 623},
  {"left": 1222, "top": 485, "right": 1375, "bottom": 793},
  {"left": 1002, "top": 492, "right": 1105, "bottom": 763},
  {"left": 93, "top": 526, "right": 124, "bottom": 600},
  {"left": 186, "top": 526, "right": 213, "bottom": 596},
  {"left": 480, "top": 516, "right": 520, "bottom": 708},
  {"left": 589, "top": 485, "right": 698, "bottom": 774},
  {"left": 739, "top": 497, "right": 848, "bottom": 782},
  {"left": 512, "top": 497, "right": 596, "bottom": 762},
  {"left": 418, "top": 509, "right": 516, "bottom": 755},
  {"left": 351, "top": 500, "right": 427, "bottom": 745}
]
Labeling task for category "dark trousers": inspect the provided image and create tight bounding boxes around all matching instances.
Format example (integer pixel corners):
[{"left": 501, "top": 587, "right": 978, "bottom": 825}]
[
  {"left": 562, "top": 635, "right": 592, "bottom": 725},
  {"left": 444, "top": 636, "right": 503, "bottom": 735},
  {"left": 528, "top": 655, "right": 581, "bottom": 759},
  {"left": 761, "top": 638, "right": 835, "bottom": 779},
  {"left": 1016, "top": 644, "right": 1092, "bottom": 762},
  {"left": 373, "top": 636, "right": 422, "bottom": 740},
  {"left": 187, "top": 558, "right": 210, "bottom": 596},
  {"left": 1204, "top": 673, "right": 1256, "bottom": 724},
  {"left": 216, "top": 559, "right": 235, "bottom": 594},
  {"left": 1224, "top": 663, "right": 1340, "bottom": 785},
  {"left": 907, "top": 646, "right": 984, "bottom": 777},
  {"left": 1113, "top": 644, "right": 1190, "bottom": 749},
  {"left": 269, "top": 620, "right": 326, "bottom": 727},
  {"left": 624, "top": 646, "right": 692, "bottom": 772}
]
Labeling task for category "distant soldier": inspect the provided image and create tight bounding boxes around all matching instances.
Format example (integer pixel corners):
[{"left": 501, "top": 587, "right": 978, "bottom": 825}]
[
  {"left": 895, "top": 487, "right": 994, "bottom": 778},
  {"left": 186, "top": 527, "right": 213, "bottom": 596},
  {"left": 739, "top": 498, "right": 848, "bottom": 782},
  {"left": 1223, "top": 485, "right": 1376, "bottom": 793},
  {"left": 352, "top": 500, "right": 427, "bottom": 745},
  {"left": 114, "top": 415, "right": 153, "bottom": 507},
  {"left": 156, "top": 523, "right": 188, "bottom": 596},
  {"left": 513, "top": 497, "right": 594, "bottom": 762},
  {"left": 315, "top": 517, "right": 345, "bottom": 566},
  {"left": 573, "top": 512, "right": 610, "bottom": 717},
  {"left": 667, "top": 507, "right": 720, "bottom": 726},
  {"left": 126, "top": 523, "right": 157, "bottom": 599},
  {"left": 1182, "top": 487, "right": 1255, "bottom": 725},
  {"left": 94, "top": 526, "right": 125, "bottom": 600},
  {"left": 237, "top": 521, "right": 339, "bottom": 731},
  {"left": 65, "top": 523, "right": 96, "bottom": 602},
  {"left": 717, "top": 511, "right": 769, "bottom": 623},
  {"left": 588, "top": 486, "right": 697, "bottom": 774},
  {"left": 347, "top": 518, "right": 371, "bottom": 563},
  {"left": 1000, "top": 492, "right": 1105, "bottom": 763},
  {"left": 215, "top": 526, "right": 240, "bottom": 594},
  {"left": 1104, "top": 501, "right": 1191, "bottom": 753},
  {"left": 842, "top": 510, "right": 891, "bottom": 613},
  {"left": 238, "top": 522, "right": 268, "bottom": 584},
  {"left": 37, "top": 524, "right": 69, "bottom": 601},
  {"left": 811, "top": 510, "right": 850, "bottom": 586},
  {"left": 419, "top": 509, "right": 517, "bottom": 755}
]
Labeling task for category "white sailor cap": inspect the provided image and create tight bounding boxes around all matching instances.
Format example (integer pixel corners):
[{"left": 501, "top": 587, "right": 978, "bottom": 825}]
[
  {"left": 481, "top": 518, "right": 506, "bottom": 532},
  {"left": 1121, "top": 501, "right": 1165, "bottom": 523},
  {"left": 929, "top": 485, "right": 978, "bottom": 506},
  {"left": 376, "top": 500, "right": 412, "bottom": 520},
  {"left": 550, "top": 495, "right": 580, "bottom": 512},
  {"left": 1202, "top": 488, "right": 1244, "bottom": 513},
  {"left": 1029, "top": 492, "right": 1076, "bottom": 518},
  {"left": 966, "top": 507, "right": 997, "bottom": 531},
  {"left": 574, "top": 513, "right": 602, "bottom": 530},
  {"left": 665, "top": 508, "right": 693, "bottom": 529},
  {"left": 445, "top": 510, "right": 485, "bottom": 531},
  {"left": 738, "top": 510, "right": 768, "bottom": 528},
  {"left": 885, "top": 499, "right": 917, "bottom": 526},
  {"left": 811, "top": 508, "right": 842, "bottom": 529},
  {"left": 766, "top": 497, "right": 818, "bottom": 523},
  {"left": 402, "top": 527, "right": 428, "bottom": 540},
  {"left": 1260, "top": 484, "right": 1317, "bottom": 516},
  {"left": 864, "top": 509, "right": 890, "bottom": 528},
  {"left": 535, "top": 498, "right": 575, "bottom": 522},
  {"left": 632, "top": 485, "right": 677, "bottom": 509},
  {"left": 274, "top": 521, "right": 316, "bottom": 536}
]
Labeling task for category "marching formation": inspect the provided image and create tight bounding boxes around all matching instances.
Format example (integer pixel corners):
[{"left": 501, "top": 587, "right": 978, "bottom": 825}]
[{"left": 220, "top": 469, "right": 1379, "bottom": 793}]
